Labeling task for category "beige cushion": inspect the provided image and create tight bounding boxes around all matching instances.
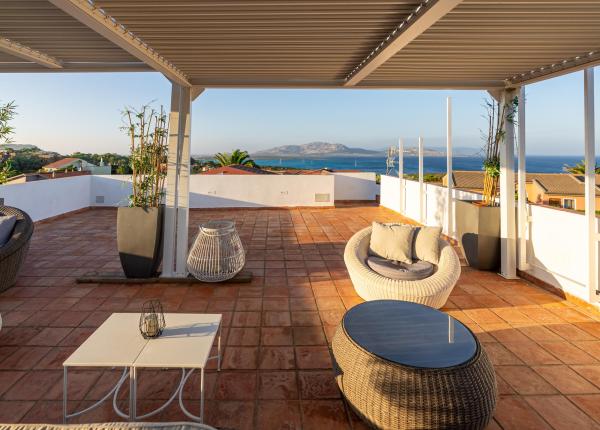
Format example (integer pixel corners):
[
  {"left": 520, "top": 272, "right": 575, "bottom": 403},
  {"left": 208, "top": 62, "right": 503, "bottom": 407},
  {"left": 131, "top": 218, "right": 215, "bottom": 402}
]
[
  {"left": 368, "top": 222, "right": 414, "bottom": 264},
  {"left": 413, "top": 226, "right": 442, "bottom": 264},
  {"left": 0, "top": 215, "right": 16, "bottom": 247}
]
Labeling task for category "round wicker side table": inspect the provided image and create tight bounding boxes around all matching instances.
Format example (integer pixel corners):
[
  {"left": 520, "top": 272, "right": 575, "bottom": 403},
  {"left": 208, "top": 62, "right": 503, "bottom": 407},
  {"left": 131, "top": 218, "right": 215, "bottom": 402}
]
[{"left": 332, "top": 300, "right": 497, "bottom": 430}]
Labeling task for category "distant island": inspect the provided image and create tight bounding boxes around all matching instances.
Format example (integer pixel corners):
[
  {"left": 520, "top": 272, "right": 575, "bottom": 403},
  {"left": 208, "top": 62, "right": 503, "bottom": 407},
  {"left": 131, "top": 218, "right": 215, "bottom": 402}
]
[{"left": 252, "top": 141, "right": 448, "bottom": 158}]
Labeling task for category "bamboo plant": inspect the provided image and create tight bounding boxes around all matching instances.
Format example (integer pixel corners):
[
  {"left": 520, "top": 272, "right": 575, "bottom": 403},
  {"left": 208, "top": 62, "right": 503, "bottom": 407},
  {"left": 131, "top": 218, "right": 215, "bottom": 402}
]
[
  {"left": 121, "top": 104, "right": 168, "bottom": 208},
  {"left": 481, "top": 96, "right": 518, "bottom": 206}
]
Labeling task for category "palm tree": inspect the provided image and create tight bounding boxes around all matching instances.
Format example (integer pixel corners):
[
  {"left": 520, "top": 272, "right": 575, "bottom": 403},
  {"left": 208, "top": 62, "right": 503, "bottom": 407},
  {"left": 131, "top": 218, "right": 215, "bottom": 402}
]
[
  {"left": 214, "top": 149, "right": 257, "bottom": 167},
  {"left": 563, "top": 159, "right": 600, "bottom": 174}
]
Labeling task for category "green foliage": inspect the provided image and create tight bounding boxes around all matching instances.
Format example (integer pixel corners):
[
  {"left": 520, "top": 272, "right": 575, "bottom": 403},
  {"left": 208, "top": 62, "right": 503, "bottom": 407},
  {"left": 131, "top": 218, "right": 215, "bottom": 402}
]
[
  {"left": 563, "top": 159, "right": 600, "bottom": 174},
  {"left": 483, "top": 158, "right": 500, "bottom": 178},
  {"left": 0, "top": 101, "right": 17, "bottom": 184},
  {"left": 214, "top": 149, "right": 257, "bottom": 167},
  {"left": 191, "top": 158, "right": 218, "bottom": 173},
  {"left": 122, "top": 104, "right": 168, "bottom": 208},
  {"left": 404, "top": 173, "right": 444, "bottom": 183}
]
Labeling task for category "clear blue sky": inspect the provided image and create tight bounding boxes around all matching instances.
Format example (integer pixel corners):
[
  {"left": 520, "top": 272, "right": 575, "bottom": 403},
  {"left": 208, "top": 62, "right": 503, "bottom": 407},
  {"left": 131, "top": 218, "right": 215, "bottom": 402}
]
[{"left": 0, "top": 68, "right": 597, "bottom": 156}]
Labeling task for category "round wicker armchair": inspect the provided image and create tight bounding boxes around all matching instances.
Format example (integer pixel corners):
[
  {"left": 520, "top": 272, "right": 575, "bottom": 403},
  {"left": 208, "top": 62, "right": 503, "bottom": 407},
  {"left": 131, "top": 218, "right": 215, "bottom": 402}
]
[
  {"left": 0, "top": 206, "right": 34, "bottom": 293},
  {"left": 344, "top": 226, "right": 460, "bottom": 309}
]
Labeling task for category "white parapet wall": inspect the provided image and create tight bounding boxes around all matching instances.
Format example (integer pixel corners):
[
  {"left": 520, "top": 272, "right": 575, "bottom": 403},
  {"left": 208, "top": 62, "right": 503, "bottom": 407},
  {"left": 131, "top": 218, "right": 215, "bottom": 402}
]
[
  {"left": 0, "top": 173, "right": 338, "bottom": 221},
  {"left": 332, "top": 171, "right": 379, "bottom": 201},
  {"left": 380, "top": 173, "right": 598, "bottom": 305},
  {"left": 188, "top": 174, "right": 335, "bottom": 208},
  {"left": 0, "top": 175, "right": 92, "bottom": 222}
]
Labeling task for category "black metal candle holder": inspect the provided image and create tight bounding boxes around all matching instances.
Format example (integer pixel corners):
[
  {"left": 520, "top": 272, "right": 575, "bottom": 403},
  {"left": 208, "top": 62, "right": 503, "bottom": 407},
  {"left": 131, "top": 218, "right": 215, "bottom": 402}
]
[{"left": 139, "top": 299, "right": 166, "bottom": 339}]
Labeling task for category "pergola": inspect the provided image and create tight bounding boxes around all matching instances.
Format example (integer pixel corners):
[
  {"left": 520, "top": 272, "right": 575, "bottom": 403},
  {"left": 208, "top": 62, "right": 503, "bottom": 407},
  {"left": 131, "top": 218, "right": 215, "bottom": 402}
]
[{"left": 1, "top": 0, "right": 598, "bottom": 302}]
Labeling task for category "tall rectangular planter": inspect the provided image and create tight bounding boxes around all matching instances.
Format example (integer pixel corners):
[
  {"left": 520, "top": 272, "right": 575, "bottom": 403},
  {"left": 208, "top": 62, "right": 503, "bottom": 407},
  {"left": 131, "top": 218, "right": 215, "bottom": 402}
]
[
  {"left": 117, "top": 206, "right": 164, "bottom": 278},
  {"left": 455, "top": 200, "right": 500, "bottom": 271}
]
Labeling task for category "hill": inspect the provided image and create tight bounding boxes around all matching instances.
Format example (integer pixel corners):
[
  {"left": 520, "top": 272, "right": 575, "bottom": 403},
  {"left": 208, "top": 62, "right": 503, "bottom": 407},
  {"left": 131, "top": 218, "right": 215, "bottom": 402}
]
[{"left": 254, "top": 142, "right": 382, "bottom": 157}]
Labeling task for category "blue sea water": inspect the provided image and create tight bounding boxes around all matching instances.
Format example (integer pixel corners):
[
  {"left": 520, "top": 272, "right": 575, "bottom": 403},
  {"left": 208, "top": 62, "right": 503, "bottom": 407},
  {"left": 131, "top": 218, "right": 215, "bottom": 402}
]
[{"left": 255, "top": 156, "right": 597, "bottom": 175}]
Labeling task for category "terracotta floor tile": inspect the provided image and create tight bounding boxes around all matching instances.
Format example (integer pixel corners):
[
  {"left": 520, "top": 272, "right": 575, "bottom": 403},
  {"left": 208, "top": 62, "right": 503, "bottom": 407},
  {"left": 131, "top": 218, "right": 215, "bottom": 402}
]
[
  {"left": 548, "top": 323, "right": 597, "bottom": 342},
  {"left": 572, "top": 365, "right": 600, "bottom": 389},
  {"left": 0, "top": 401, "right": 35, "bottom": 422},
  {"left": 236, "top": 298, "right": 262, "bottom": 311},
  {"left": 214, "top": 371, "right": 257, "bottom": 400},
  {"left": 231, "top": 311, "right": 261, "bottom": 327},
  {"left": 538, "top": 341, "right": 597, "bottom": 365},
  {"left": 568, "top": 394, "right": 600, "bottom": 423},
  {"left": 261, "top": 327, "right": 294, "bottom": 346},
  {"left": 227, "top": 327, "right": 261, "bottom": 346},
  {"left": 263, "top": 298, "right": 290, "bottom": 311},
  {"left": 319, "top": 309, "right": 346, "bottom": 326},
  {"left": 256, "top": 400, "right": 302, "bottom": 430},
  {"left": 298, "top": 370, "right": 340, "bottom": 399},
  {"left": 533, "top": 365, "right": 600, "bottom": 394},
  {"left": 263, "top": 311, "right": 292, "bottom": 327},
  {"left": 295, "top": 346, "right": 332, "bottom": 369},
  {"left": 291, "top": 311, "right": 322, "bottom": 326},
  {"left": 0, "top": 370, "right": 26, "bottom": 397},
  {"left": 259, "top": 346, "right": 296, "bottom": 370},
  {"left": 3, "top": 370, "right": 62, "bottom": 401},
  {"left": 222, "top": 346, "right": 259, "bottom": 370},
  {"left": 525, "top": 395, "right": 598, "bottom": 430},
  {"left": 483, "top": 343, "right": 524, "bottom": 366},
  {"left": 293, "top": 326, "right": 327, "bottom": 346},
  {"left": 0, "top": 346, "right": 52, "bottom": 370},
  {"left": 493, "top": 395, "right": 551, "bottom": 430},
  {"left": 192, "top": 399, "right": 249, "bottom": 430},
  {"left": 301, "top": 399, "right": 350, "bottom": 430},
  {"left": 495, "top": 365, "right": 557, "bottom": 395},
  {"left": 502, "top": 340, "right": 561, "bottom": 365},
  {"left": 258, "top": 371, "right": 298, "bottom": 399}
]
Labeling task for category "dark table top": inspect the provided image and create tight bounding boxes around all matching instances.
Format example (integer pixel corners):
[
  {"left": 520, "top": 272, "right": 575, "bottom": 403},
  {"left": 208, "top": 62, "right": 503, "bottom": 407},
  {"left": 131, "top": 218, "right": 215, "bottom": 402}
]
[{"left": 343, "top": 300, "right": 477, "bottom": 368}]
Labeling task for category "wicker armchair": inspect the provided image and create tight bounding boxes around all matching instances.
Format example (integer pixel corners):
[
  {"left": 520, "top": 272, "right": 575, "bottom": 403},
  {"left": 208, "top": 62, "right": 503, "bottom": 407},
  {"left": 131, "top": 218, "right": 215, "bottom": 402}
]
[
  {"left": 0, "top": 206, "right": 33, "bottom": 292},
  {"left": 344, "top": 226, "right": 460, "bottom": 309}
]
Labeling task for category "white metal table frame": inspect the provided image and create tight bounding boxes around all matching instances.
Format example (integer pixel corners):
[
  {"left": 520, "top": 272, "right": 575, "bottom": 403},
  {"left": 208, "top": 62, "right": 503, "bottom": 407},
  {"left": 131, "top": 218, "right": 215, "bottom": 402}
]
[{"left": 63, "top": 313, "right": 222, "bottom": 424}]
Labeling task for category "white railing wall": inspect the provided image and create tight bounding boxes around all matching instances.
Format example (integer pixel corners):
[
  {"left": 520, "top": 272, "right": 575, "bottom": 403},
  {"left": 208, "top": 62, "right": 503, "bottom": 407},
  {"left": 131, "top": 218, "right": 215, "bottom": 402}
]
[
  {"left": 332, "top": 171, "right": 379, "bottom": 201},
  {"left": 380, "top": 174, "right": 597, "bottom": 304},
  {"left": 0, "top": 176, "right": 92, "bottom": 222},
  {"left": 1, "top": 173, "right": 347, "bottom": 221}
]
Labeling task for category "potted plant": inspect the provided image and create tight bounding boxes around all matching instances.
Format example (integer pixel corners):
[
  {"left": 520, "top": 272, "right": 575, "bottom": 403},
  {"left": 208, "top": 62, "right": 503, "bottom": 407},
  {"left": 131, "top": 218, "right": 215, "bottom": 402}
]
[
  {"left": 455, "top": 96, "right": 517, "bottom": 271},
  {"left": 117, "top": 105, "right": 168, "bottom": 278}
]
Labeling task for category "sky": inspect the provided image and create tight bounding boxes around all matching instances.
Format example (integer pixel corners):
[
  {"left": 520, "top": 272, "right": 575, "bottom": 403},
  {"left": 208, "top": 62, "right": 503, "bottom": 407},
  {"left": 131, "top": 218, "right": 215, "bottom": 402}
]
[{"left": 0, "top": 68, "right": 598, "bottom": 156}]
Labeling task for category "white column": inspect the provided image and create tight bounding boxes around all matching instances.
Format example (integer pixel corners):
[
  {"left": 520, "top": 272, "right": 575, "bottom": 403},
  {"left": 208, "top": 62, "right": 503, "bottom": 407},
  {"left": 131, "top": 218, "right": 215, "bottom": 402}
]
[
  {"left": 418, "top": 137, "right": 425, "bottom": 224},
  {"left": 398, "top": 138, "right": 405, "bottom": 214},
  {"left": 517, "top": 86, "right": 529, "bottom": 271},
  {"left": 446, "top": 97, "right": 453, "bottom": 238},
  {"left": 162, "top": 83, "right": 193, "bottom": 278},
  {"left": 584, "top": 68, "right": 598, "bottom": 303},
  {"left": 499, "top": 89, "right": 518, "bottom": 279}
]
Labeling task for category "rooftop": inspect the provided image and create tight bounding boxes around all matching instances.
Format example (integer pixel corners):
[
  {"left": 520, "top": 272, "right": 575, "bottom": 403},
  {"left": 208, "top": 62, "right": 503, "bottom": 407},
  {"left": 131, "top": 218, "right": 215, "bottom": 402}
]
[{"left": 1, "top": 206, "right": 599, "bottom": 428}]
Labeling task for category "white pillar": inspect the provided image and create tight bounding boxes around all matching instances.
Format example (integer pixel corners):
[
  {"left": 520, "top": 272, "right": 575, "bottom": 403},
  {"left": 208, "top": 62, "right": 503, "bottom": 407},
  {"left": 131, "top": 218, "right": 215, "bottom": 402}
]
[
  {"left": 418, "top": 137, "right": 425, "bottom": 224},
  {"left": 446, "top": 97, "right": 453, "bottom": 238},
  {"left": 517, "top": 86, "right": 529, "bottom": 271},
  {"left": 499, "top": 89, "right": 518, "bottom": 279},
  {"left": 398, "top": 138, "right": 405, "bottom": 214},
  {"left": 584, "top": 68, "right": 598, "bottom": 302},
  {"left": 162, "top": 83, "right": 193, "bottom": 278}
]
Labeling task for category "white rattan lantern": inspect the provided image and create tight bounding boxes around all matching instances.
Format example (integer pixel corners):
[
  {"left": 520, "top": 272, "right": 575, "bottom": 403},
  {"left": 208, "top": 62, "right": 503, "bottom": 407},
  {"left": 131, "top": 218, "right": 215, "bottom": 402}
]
[{"left": 187, "top": 220, "right": 245, "bottom": 282}]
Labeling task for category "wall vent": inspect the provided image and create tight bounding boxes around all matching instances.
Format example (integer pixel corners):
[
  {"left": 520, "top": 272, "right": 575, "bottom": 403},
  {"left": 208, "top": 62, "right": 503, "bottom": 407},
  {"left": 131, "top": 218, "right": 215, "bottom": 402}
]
[
  {"left": 95, "top": 195, "right": 105, "bottom": 204},
  {"left": 315, "top": 193, "right": 331, "bottom": 203}
]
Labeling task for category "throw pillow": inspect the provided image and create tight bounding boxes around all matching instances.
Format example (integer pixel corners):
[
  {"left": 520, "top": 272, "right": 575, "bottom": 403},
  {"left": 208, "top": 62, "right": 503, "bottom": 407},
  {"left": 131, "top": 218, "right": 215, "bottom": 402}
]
[
  {"left": 413, "top": 226, "right": 442, "bottom": 264},
  {"left": 369, "top": 222, "right": 414, "bottom": 264},
  {"left": 0, "top": 215, "right": 17, "bottom": 247}
]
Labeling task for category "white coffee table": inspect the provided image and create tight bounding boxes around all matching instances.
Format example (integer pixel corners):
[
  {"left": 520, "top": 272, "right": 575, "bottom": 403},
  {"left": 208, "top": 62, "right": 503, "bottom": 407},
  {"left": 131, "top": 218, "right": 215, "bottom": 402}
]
[{"left": 63, "top": 312, "right": 222, "bottom": 423}]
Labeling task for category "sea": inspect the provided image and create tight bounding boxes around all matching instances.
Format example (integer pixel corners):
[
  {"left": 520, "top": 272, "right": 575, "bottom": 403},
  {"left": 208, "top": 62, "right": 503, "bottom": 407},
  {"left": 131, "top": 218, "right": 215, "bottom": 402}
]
[{"left": 254, "top": 156, "right": 596, "bottom": 175}]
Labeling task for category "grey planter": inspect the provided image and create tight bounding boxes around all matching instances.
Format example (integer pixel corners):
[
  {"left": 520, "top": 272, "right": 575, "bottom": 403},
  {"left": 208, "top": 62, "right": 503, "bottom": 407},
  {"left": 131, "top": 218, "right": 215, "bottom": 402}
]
[
  {"left": 455, "top": 200, "right": 500, "bottom": 271},
  {"left": 117, "top": 206, "right": 164, "bottom": 278}
]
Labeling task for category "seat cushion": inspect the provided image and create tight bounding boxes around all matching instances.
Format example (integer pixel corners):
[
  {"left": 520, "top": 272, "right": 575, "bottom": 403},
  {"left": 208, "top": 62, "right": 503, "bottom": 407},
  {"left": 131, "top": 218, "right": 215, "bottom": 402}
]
[
  {"left": 0, "top": 215, "right": 17, "bottom": 247},
  {"left": 368, "top": 222, "right": 414, "bottom": 264},
  {"left": 412, "top": 226, "right": 442, "bottom": 264},
  {"left": 367, "top": 256, "right": 435, "bottom": 281}
]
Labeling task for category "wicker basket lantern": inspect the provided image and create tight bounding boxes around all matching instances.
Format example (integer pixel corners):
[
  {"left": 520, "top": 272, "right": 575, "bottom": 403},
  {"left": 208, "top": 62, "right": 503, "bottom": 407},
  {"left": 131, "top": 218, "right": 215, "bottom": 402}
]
[{"left": 187, "top": 220, "right": 245, "bottom": 282}]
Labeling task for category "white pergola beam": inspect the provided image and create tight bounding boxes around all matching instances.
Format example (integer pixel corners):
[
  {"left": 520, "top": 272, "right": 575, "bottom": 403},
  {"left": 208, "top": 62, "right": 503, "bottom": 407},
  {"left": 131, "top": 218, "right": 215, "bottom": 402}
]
[
  {"left": 344, "top": 0, "right": 463, "bottom": 87},
  {"left": 48, "top": 0, "right": 190, "bottom": 87},
  {"left": 517, "top": 86, "right": 529, "bottom": 271},
  {"left": 0, "top": 37, "right": 62, "bottom": 69}
]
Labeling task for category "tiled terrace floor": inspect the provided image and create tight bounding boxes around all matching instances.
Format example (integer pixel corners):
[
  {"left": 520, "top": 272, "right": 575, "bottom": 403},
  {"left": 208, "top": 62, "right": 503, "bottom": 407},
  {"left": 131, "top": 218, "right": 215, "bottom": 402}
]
[{"left": 1, "top": 205, "right": 600, "bottom": 429}]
